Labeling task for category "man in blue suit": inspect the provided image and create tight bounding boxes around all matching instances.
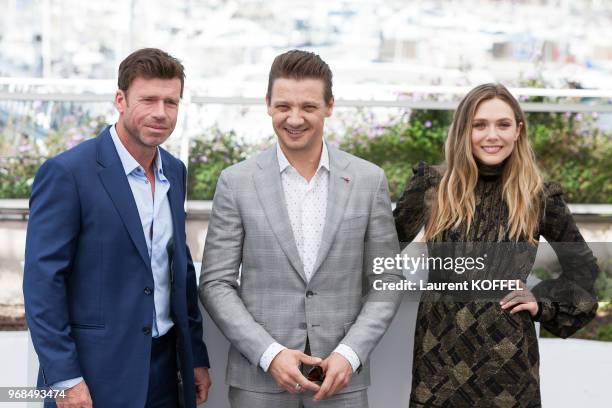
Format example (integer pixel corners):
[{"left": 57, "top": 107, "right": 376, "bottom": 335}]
[{"left": 23, "top": 48, "right": 211, "bottom": 407}]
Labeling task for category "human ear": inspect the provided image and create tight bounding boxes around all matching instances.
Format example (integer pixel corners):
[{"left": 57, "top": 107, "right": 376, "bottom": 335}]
[
  {"left": 515, "top": 121, "right": 523, "bottom": 141},
  {"left": 114, "top": 90, "right": 126, "bottom": 114},
  {"left": 325, "top": 96, "right": 335, "bottom": 117}
]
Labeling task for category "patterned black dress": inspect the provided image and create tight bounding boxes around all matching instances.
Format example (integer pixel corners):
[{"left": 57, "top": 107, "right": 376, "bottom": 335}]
[{"left": 393, "top": 162, "right": 599, "bottom": 408}]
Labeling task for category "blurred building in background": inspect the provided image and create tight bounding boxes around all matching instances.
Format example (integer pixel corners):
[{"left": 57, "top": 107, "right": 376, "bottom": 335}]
[{"left": 1, "top": 0, "right": 612, "bottom": 88}]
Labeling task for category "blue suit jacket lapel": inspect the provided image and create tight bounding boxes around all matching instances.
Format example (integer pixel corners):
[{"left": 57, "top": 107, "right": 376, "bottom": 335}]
[
  {"left": 96, "top": 126, "right": 151, "bottom": 271},
  {"left": 160, "top": 149, "right": 183, "bottom": 286}
]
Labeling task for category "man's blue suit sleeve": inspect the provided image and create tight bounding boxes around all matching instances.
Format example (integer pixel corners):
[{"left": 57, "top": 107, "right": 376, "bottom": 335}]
[
  {"left": 23, "top": 158, "right": 83, "bottom": 385},
  {"left": 51, "top": 377, "right": 83, "bottom": 391},
  {"left": 182, "top": 162, "right": 210, "bottom": 368},
  {"left": 186, "top": 245, "right": 210, "bottom": 368}
]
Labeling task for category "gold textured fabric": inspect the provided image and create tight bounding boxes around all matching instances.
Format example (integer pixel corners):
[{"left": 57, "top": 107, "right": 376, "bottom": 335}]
[{"left": 394, "top": 162, "right": 599, "bottom": 408}]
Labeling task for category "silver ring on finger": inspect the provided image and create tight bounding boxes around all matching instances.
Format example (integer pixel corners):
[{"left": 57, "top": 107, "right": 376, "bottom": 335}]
[{"left": 295, "top": 383, "right": 302, "bottom": 392}]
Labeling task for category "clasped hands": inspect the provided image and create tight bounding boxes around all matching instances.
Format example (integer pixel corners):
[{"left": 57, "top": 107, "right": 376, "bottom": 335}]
[{"left": 269, "top": 349, "right": 352, "bottom": 401}]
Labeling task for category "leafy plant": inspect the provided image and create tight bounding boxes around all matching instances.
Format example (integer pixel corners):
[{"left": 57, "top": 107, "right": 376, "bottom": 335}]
[
  {"left": 187, "top": 128, "right": 257, "bottom": 200},
  {"left": 0, "top": 98, "right": 610, "bottom": 204},
  {"left": 0, "top": 114, "right": 105, "bottom": 198}
]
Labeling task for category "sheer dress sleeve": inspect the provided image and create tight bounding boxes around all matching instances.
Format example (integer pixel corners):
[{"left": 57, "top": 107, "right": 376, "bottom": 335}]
[
  {"left": 393, "top": 162, "right": 441, "bottom": 249},
  {"left": 532, "top": 182, "right": 599, "bottom": 338}
]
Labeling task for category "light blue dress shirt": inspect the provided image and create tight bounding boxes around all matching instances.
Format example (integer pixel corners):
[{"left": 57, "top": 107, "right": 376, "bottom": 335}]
[{"left": 52, "top": 124, "right": 174, "bottom": 390}]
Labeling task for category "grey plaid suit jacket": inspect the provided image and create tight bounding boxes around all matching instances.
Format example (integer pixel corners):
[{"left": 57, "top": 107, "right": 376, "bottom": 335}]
[{"left": 199, "top": 143, "right": 403, "bottom": 393}]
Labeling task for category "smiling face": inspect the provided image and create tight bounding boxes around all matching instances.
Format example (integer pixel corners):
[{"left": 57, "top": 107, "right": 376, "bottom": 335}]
[
  {"left": 266, "top": 77, "right": 333, "bottom": 156},
  {"left": 114, "top": 76, "right": 181, "bottom": 152},
  {"left": 470, "top": 97, "right": 522, "bottom": 166}
]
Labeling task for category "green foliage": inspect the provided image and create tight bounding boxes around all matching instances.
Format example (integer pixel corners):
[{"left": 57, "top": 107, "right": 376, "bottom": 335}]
[
  {"left": 531, "top": 267, "right": 552, "bottom": 281},
  {"left": 594, "top": 323, "right": 612, "bottom": 341},
  {"left": 0, "top": 155, "right": 43, "bottom": 198},
  {"left": 0, "top": 115, "right": 106, "bottom": 198},
  {"left": 529, "top": 113, "right": 612, "bottom": 203},
  {"left": 0, "top": 103, "right": 610, "bottom": 204},
  {"left": 187, "top": 128, "right": 255, "bottom": 200},
  {"left": 593, "top": 256, "right": 612, "bottom": 304},
  {"left": 333, "top": 107, "right": 611, "bottom": 203},
  {"left": 329, "top": 108, "right": 449, "bottom": 201},
  {"left": 43, "top": 115, "right": 106, "bottom": 157},
  {"left": 519, "top": 76, "right": 611, "bottom": 203}
]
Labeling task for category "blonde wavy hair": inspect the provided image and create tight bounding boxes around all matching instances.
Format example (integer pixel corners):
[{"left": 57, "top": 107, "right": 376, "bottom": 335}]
[{"left": 424, "top": 83, "right": 543, "bottom": 243}]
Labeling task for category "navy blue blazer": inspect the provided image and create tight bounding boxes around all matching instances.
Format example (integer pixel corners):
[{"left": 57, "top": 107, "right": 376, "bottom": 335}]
[{"left": 23, "top": 126, "right": 209, "bottom": 407}]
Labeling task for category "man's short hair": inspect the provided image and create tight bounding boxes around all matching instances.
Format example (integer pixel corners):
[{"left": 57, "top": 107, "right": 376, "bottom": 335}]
[
  {"left": 118, "top": 48, "right": 185, "bottom": 97},
  {"left": 266, "top": 50, "right": 333, "bottom": 104}
]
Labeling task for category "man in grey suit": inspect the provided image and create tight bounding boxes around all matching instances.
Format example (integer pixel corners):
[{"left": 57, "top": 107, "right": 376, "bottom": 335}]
[{"left": 199, "top": 50, "right": 403, "bottom": 408}]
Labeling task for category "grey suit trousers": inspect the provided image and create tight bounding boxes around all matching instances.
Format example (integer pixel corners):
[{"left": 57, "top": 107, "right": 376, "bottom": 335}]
[{"left": 228, "top": 386, "right": 369, "bottom": 408}]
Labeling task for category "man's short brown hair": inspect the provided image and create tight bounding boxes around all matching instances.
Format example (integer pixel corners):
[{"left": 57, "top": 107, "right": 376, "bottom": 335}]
[
  {"left": 118, "top": 48, "right": 185, "bottom": 97},
  {"left": 266, "top": 50, "right": 333, "bottom": 104}
]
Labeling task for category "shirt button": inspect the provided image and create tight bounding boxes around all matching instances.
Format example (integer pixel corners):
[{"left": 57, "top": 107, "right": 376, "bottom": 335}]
[
  {"left": 142, "top": 326, "right": 151, "bottom": 335},
  {"left": 299, "top": 322, "right": 308, "bottom": 330},
  {"left": 306, "top": 291, "right": 314, "bottom": 298},
  {"left": 145, "top": 179, "right": 149, "bottom": 184},
  {"left": 144, "top": 287, "right": 152, "bottom": 295}
]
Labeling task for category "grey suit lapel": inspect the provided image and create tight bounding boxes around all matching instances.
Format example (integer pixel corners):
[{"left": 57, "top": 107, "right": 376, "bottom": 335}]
[
  {"left": 253, "top": 147, "right": 307, "bottom": 282},
  {"left": 310, "top": 145, "right": 353, "bottom": 277}
]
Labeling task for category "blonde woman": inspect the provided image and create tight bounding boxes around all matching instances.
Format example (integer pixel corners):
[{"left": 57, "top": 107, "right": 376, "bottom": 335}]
[{"left": 394, "top": 83, "right": 599, "bottom": 407}]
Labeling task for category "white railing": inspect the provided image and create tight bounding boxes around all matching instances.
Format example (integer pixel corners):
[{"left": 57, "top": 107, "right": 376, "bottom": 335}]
[
  {"left": 2, "top": 81, "right": 612, "bottom": 110},
  {"left": 2, "top": 92, "right": 610, "bottom": 113}
]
